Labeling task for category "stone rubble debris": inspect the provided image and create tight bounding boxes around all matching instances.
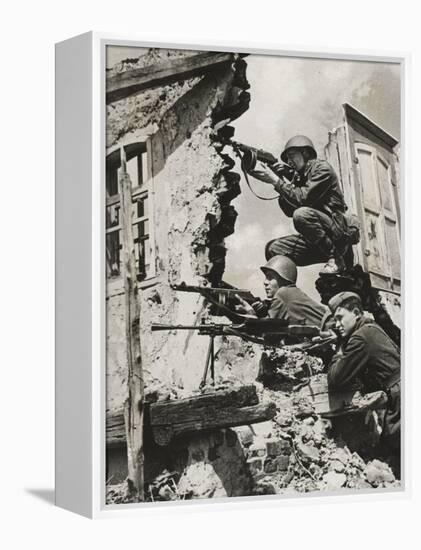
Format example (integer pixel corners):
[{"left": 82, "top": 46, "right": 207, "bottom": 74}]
[{"left": 107, "top": 349, "right": 399, "bottom": 503}]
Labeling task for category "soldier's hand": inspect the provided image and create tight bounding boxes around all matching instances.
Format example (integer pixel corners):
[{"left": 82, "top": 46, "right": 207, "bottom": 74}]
[
  {"left": 251, "top": 299, "right": 268, "bottom": 318},
  {"left": 248, "top": 162, "right": 279, "bottom": 186},
  {"left": 234, "top": 295, "right": 256, "bottom": 316},
  {"left": 269, "top": 161, "right": 293, "bottom": 179}
]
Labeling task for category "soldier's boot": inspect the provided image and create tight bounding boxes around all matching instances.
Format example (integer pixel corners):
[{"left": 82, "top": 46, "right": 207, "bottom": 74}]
[
  {"left": 332, "top": 235, "right": 354, "bottom": 272},
  {"left": 319, "top": 257, "right": 346, "bottom": 275},
  {"left": 315, "top": 236, "right": 348, "bottom": 275}
]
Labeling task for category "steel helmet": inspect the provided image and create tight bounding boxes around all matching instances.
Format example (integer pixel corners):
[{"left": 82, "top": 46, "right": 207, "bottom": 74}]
[
  {"left": 260, "top": 255, "right": 297, "bottom": 284},
  {"left": 280, "top": 135, "right": 317, "bottom": 163}
]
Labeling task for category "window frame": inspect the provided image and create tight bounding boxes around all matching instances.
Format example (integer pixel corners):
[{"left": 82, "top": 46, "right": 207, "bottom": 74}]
[{"left": 105, "top": 138, "right": 156, "bottom": 293}]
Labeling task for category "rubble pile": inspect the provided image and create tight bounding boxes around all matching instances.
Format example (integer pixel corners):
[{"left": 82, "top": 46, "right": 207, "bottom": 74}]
[
  {"left": 245, "top": 383, "right": 399, "bottom": 495},
  {"left": 258, "top": 347, "right": 325, "bottom": 389},
  {"left": 238, "top": 347, "right": 399, "bottom": 495},
  {"left": 106, "top": 349, "right": 399, "bottom": 504}
]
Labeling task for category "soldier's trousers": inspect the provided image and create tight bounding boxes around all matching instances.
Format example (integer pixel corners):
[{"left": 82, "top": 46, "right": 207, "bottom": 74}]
[
  {"left": 381, "top": 381, "right": 401, "bottom": 476},
  {"left": 265, "top": 206, "right": 348, "bottom": 265},
  {"left": 382, "top": 381, "right": 401, "bottom": 451}
]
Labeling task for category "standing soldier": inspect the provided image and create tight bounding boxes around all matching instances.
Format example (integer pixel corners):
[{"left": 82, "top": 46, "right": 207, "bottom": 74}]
[
  {"left": 249, "top": 135, "right": 356, "bottom": 274},
  {"left": 327, "top": 292, "right": 401, "bottom": 473}
]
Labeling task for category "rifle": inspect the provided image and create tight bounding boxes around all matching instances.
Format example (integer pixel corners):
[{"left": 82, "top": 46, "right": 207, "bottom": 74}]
[
  {"left": 171, "top": 281, "right": 262, "bottom": 322},
  {"left": 230, "top": 140, "right": 295, "bottom": 180},
  {"left": 171, "top": 282, "right": 256, "bottom": 303},
  {"left": 151, "top": 320, "right": 330, "bottom": 388}
]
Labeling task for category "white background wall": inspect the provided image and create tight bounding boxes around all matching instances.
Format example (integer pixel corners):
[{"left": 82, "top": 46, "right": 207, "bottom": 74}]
[{"left": 1, "top": 0, "right": 419, "bottom": 547}]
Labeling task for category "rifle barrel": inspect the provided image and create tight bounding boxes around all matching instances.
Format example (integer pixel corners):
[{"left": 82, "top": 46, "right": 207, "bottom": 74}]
[
  {"left": 151, "top": 323, "right": 231, "bottom": 332},
  {"left": 171, "top": 284, "right": 253, "bottom": 296}
]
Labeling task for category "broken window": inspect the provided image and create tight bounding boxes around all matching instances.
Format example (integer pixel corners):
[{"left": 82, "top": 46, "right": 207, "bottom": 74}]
[{"left": 106, "top": 142, "right": 154, "bottom": 281}]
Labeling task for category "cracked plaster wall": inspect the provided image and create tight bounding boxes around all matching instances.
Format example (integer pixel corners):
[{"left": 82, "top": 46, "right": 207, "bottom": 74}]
[{"left": 106, "top": 51, "right": 252, "bottom": 413}]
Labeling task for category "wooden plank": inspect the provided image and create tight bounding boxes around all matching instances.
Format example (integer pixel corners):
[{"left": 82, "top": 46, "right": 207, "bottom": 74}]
[
  {"left": 299, "top": 376, "right": 387, "bottom": 416},
  {"left": 106, "top": 385, "right": 274, "bottom": 447},
  {"left": 119, "top": 147, "right": 145, "bottom": 501},
  {"left": 106, "top": 51, "right": 238, "bottom": 103},
  {"left": 152, "top": 401, "right": 277, "bottom": 446},
  {"left": 150, "top": 385, "right": 258, "bottom": 425},
  {"left": 106, "top": 412, "right": 125, "bottom": 448},
  {"left": 300, "top": 379, "right": 356, "bottom": 414}
]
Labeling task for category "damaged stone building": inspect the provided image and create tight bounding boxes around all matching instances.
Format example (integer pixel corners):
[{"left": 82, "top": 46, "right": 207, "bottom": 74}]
[{"left": 105, "top": 48, "right": 401, "bottom": 502}]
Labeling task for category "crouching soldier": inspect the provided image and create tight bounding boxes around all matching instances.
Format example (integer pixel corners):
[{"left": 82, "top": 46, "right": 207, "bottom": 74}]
[
  {"left": 249, "top": 135, "right": 356, "bottom": 274},
  {"left": 236, "top": 255, "right": 328, "bottom": 327},
  {"left": 327, "top": 292, "right": 401, "bottom": 470},
  {"left": 236, "top": 255, "right": 330, "bottom": 385}
]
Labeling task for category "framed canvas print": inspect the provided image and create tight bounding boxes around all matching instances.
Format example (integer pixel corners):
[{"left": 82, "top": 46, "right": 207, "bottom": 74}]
[{"left": 55, "top": 33, "right": 407, "bottom": 518}]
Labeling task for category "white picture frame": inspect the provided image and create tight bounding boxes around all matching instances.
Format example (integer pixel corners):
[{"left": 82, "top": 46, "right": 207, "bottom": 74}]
[{"left": 55, "top": 32, "right": 409, "bottom": 518}]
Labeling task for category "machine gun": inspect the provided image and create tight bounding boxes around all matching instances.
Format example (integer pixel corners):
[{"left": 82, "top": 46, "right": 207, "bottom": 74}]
[{"left": 151, "top": 319, "right": 333, "bottom": 388}]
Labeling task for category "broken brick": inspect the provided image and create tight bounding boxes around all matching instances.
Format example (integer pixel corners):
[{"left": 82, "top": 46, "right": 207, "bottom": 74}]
[
  {"left": 264, "top": 458, "right": 277, "bottom": 474},
  {"left": 323, "top": 471, "right": 347, "bottom": 490},
  {"left": 247, "top": 457, "right": 263, "bottom": 475},
  {"left": 297, "top": 442, "right": 320, "bottom": 463},
  {"left": 276, "top": 455, "right": 290, "bottom": 471},
  {"left": 266, "top": 439, "right": 284, "bottom": 457}
]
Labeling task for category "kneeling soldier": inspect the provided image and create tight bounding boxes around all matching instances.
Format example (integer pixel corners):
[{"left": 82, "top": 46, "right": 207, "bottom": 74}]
[
  {"left": 249, "top": 135, "right": 355, "bottom": 274},
  {"left": 327, "top": 292, "right": 401, "bottom": 467}
]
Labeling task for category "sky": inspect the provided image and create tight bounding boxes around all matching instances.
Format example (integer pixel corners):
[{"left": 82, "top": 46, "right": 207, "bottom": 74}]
[
  {"left": 107, "top": 47, "right": 401, "bottom": 300},
  {"left": 224, "top": 54, "right": 401, "bottom": 299}
]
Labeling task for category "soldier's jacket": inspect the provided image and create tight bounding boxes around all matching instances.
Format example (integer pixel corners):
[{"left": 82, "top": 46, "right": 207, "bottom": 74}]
[
  {"left": 327, "top": 316, "right": 401, "bottom": 453},
  {"left": 275, "top": 158, "right": 347, "bottom": 217},
  {"left": 267, "top": 284, "right": 327, "bottom": 327},
  {"left": 327, "top": 316, "right": 400, "bottom": 393}
]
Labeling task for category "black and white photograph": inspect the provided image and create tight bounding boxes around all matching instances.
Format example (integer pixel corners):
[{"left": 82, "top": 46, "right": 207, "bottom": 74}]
[{"left": 104, "top": 45, "right": 402, "bottom": 504}]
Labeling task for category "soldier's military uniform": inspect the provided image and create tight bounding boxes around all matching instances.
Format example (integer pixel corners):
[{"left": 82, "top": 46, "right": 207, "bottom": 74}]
[
  {"left": 327, "top": 293, "right": 401, "bottom": 454},
  {"left": 266, "top": 157, "right": 351, "bottom": 267},
  {"left": 267, "top": 284, "right": 327, "bottom": 327},
  {"left": 254, "top": 255, "right": 328, "bottom": 327}
]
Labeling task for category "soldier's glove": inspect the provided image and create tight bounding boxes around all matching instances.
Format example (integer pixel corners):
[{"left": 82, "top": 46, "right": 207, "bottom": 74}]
[
  {"left": 251, "top": 300, "right": 269, "bottom": 318},
  {"left": 269, "top": 161, "right": 295, "bottom": 181}
]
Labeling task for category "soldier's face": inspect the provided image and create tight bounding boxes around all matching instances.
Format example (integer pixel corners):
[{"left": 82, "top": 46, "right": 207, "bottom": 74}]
[
  {"left": 286, "top": 149, "right": 306, "bottom": 171},
  {"left": 263, "top": 273, "right": 281, "bottom": 299},
  {"left": 334, "top": 307, "right": 359, "bottom": 339}
]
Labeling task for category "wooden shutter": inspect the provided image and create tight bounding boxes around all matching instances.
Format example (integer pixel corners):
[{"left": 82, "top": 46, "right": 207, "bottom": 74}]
[{"left": 355, "top": 143, "right": 400, "bottom": 291}]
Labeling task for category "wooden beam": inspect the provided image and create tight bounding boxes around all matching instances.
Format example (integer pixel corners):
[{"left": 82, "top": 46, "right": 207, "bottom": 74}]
[
  {"left": 106, "top": 51, "right": 239, "bottom": 104},
  {"left": 152, "top": 401, "right": 276, "bottom": 446},
  {"left": 151, "top": 385, "right": 258, "bottom": 422},
  {"left": 106, "top": 411, "right": 126, "bottom": 448},
  {"left": 106, "top": 385, "right": 276, "bottom": 447},
  {"left": 119, "top": 147, "right": 145, "bottom": 501}
]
